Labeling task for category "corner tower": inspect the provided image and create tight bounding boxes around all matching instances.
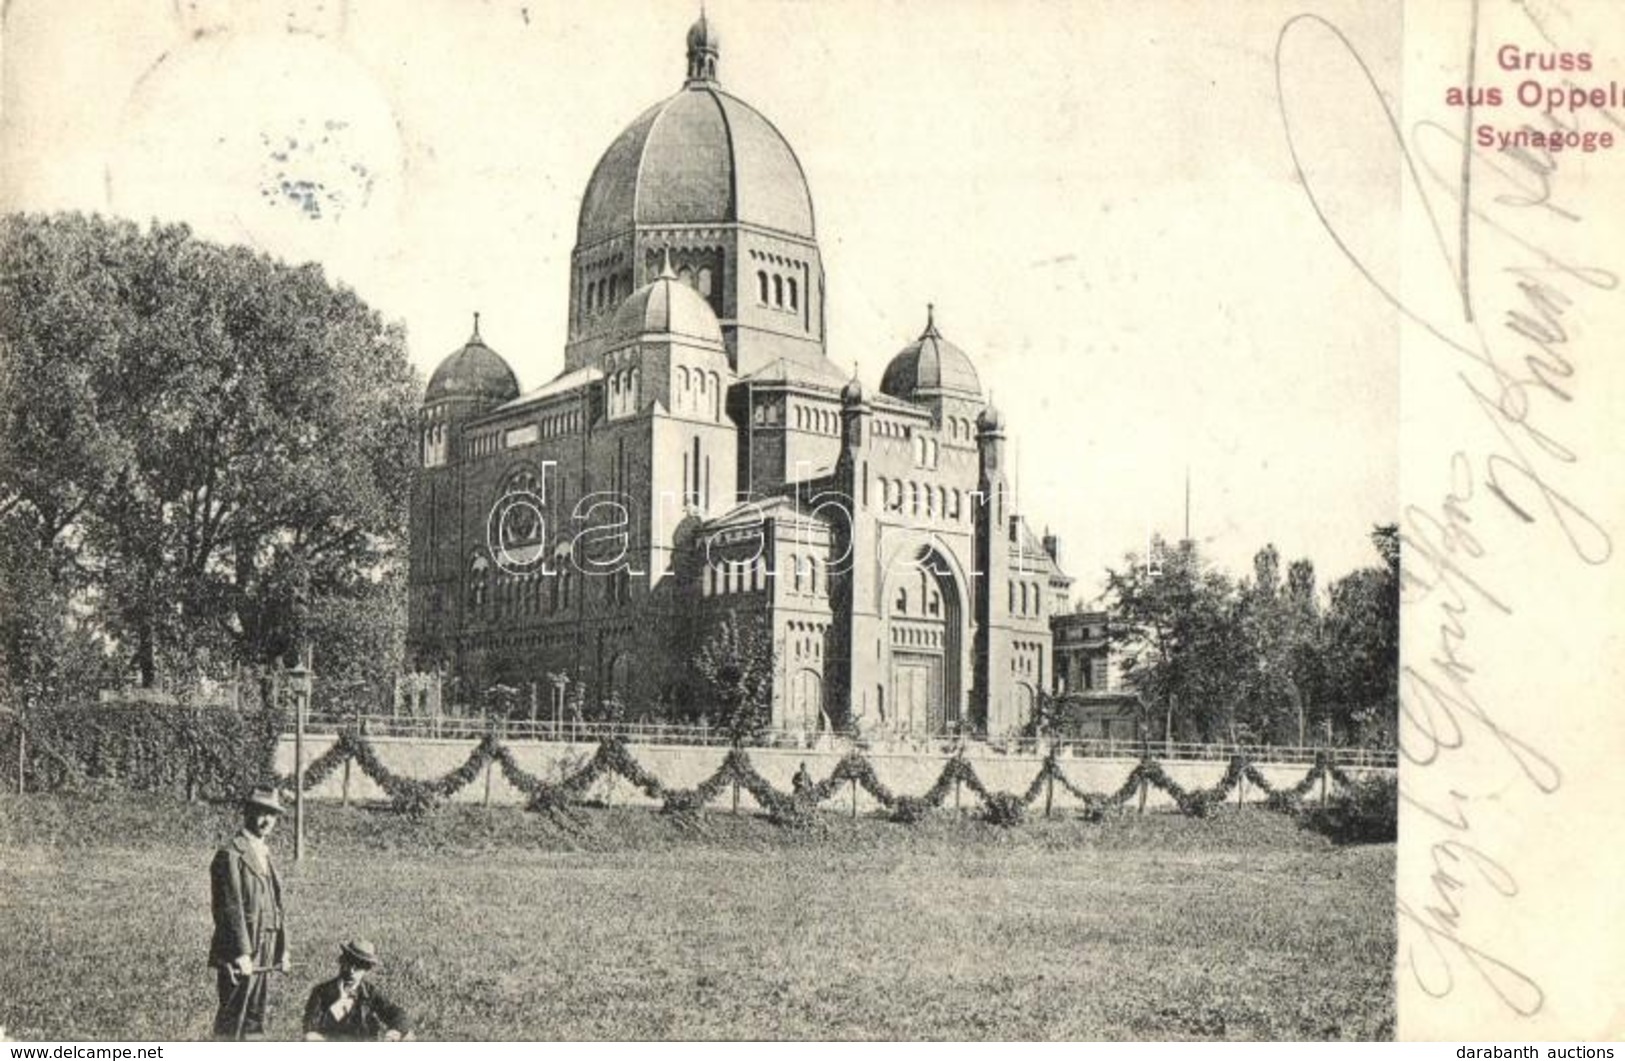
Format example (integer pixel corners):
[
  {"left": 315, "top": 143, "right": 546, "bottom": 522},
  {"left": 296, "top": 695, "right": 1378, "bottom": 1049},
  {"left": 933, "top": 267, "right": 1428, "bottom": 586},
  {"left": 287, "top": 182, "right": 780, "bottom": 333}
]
[{"left": 565, "top": 17, "right": 829, "bottom": 383}]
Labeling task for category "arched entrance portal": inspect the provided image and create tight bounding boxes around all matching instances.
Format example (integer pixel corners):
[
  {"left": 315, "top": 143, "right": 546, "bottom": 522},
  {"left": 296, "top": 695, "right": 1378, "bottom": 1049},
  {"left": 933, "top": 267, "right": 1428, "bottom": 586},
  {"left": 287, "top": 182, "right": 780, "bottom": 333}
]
[{"left": 883, "top": 546, "right": 963, "bottom": 735}]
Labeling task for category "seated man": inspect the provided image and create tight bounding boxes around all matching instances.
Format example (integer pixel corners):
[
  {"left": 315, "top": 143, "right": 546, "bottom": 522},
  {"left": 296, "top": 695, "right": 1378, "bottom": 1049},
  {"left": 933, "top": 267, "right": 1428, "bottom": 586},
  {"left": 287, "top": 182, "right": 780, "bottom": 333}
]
[{"left": 302, "top": 940, "right": 411, "bottom": 1041}]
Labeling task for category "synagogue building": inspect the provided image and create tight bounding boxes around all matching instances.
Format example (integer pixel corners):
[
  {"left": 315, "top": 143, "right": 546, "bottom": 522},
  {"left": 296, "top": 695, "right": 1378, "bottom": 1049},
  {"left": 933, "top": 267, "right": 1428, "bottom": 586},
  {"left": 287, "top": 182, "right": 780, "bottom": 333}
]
[{"left": 406, "top": 18, "right": 1071, "bottom": 736}]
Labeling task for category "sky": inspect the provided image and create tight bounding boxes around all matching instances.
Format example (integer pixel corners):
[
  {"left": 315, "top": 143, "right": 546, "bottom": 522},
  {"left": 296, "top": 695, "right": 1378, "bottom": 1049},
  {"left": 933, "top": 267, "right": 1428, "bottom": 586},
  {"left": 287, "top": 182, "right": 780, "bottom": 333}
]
[{"left": 1, "top": 0, "right": 1401, "bottom": 601}]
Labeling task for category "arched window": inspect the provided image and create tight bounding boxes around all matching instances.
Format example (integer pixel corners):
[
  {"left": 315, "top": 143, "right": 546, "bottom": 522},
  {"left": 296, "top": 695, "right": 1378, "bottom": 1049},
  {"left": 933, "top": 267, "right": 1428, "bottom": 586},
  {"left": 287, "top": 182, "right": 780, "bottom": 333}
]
[
  {"left": 773, "top": 275, "right": 784, "bottom": 308},
  {"left": 628, "top": 367, "right": 639, "bottom": 412},
  {"left": 678, "top": 265, "right": 695, "bottom": 288},
  {"left": 809, "top": 557, "right": 820, "bottom": 596},
  {"left": 787, "top": 277, "right": 798, "bottom": 310},
  {"left": 757, "top": 271, "right": 769, "bottom": 304},
  {"left": 709, "top": 372, "right": 721, "bottom": 419},
  {"left": 950, "top": 489, "right": 961, "bottom": 520},
  {"left": 698, "top": 267, "right": 713, "bottom": 297},
  {"left": 894, "top": 586, "right": 908, "bottom": 614},
  {"left": 1008, "top": 581, "right": 1016, "bottom": 613},
  {"left": 793, "top": 554, "right": 805, "bottom": 593},
  {"left": 908, "top": 481, "right": 919, "bottom": 515}
]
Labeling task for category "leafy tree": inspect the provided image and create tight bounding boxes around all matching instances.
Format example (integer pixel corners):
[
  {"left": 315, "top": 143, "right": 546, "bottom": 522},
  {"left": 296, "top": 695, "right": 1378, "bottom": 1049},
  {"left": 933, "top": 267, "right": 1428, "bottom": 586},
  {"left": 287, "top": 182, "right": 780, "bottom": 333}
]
[
  {"left": 694, "top": 609, "right": 773, "bottom": 746},
  {"left": 0, "top": 213, "right": 418, "bottom": 694},
  {"left": 1320, "top": 525, "right": 1400, "bottom": 744},
  {"left": 1234, "top": 546, "right": 1323, "bottom": 744},
  {"left": 1105, "top": 537, "right": 1248, "bottom": 742}
]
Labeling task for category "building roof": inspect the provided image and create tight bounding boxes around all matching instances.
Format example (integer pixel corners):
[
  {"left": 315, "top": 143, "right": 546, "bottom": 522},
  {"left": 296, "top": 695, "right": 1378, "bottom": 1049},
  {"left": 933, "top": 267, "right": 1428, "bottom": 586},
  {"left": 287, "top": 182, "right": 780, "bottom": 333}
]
[
  {"left": 607, "top": 256, "right": 724, "bottom": 347},
  {"left": 576, "top": 22, "right": 815, "bottom": 249},
  {"left": 425, "top": 315, "right": 520, "bottom": 404},
  {"left": 493, "top": 364, "right": 603, "bottom": 414},
  {"left": 880, "top": 305, "right": 983, "bottom": 401}
]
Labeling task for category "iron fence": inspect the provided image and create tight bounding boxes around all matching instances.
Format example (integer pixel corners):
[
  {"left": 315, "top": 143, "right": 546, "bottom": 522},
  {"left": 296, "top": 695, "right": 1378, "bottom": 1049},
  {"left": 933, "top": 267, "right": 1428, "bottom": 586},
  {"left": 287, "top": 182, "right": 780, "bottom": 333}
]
[{"left": 287, "top": 713, "right": 1396, "bottom": 768}]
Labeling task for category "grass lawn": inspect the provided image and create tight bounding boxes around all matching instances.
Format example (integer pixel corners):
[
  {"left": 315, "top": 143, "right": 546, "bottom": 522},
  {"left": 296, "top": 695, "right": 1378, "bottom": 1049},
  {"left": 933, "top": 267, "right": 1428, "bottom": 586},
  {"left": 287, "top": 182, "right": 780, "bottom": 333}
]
[{"left": 0, "top": 792, "right": 1393, "bottom": 1040}]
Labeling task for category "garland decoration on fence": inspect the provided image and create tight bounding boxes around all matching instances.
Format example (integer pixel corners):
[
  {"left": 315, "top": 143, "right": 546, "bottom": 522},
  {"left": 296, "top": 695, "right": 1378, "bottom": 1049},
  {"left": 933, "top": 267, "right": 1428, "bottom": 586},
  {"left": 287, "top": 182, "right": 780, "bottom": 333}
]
[{"left": 267, "top": 731, "right": 1370, "bottom": 830}]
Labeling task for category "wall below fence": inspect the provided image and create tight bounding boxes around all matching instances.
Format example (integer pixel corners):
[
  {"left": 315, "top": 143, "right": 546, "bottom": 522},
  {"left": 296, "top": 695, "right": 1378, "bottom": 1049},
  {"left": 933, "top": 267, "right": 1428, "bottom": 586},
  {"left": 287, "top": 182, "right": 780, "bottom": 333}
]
[{"left": 274, "top": 736, "right": 1393, "bottom": 813}]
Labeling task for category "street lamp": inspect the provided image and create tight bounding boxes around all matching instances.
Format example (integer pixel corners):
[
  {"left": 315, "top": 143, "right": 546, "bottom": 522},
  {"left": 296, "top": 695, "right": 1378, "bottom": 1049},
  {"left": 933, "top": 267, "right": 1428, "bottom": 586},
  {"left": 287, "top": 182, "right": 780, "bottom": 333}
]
[{"left": 288, "top": 659, "right": 311, "bottom": 863}]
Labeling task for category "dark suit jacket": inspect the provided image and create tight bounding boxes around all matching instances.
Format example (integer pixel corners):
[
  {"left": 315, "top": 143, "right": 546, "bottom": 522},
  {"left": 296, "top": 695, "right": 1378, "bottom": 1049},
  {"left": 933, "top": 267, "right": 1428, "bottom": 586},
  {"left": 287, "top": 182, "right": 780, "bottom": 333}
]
[
  {"left": 302, "top": 978, "right": 411, "bottom": 1040},
  {"left": 208, "top": 833, "right": 286, "bottom": 968}
]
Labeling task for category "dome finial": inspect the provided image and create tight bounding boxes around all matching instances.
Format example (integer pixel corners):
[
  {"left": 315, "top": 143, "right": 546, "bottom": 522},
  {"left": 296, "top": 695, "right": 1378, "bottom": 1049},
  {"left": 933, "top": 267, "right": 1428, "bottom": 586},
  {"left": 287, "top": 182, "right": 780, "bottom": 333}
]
[
  {"left": 686, "top": 9, "right": 720, "bottom": 84},
  {"left": 658, "top": 247, "right": 677, "bottom": 280},
  {"left": 471, "top": 311, "right": 482, "bottom": 343},
  {"left": 922, "top": 302, "right": 941, "bottom": 339}
]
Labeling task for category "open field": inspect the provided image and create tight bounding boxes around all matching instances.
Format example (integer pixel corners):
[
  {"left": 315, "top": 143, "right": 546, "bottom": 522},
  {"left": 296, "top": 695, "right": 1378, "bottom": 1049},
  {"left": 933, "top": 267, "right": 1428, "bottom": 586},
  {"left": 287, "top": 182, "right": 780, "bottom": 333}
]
[{"left": 0, "top": 793, "right": 1394, "bottom": 1040}]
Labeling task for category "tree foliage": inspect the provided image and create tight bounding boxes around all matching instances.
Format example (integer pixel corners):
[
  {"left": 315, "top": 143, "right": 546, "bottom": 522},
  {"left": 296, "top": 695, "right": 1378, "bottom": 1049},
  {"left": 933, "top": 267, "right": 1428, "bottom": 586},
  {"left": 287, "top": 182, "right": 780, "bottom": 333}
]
[
  {"left": 693, "top": 610, "right": 773, "bottom": 746},
  {"left": 0, "top": 212, "right": 419, "bottom": 698},
  {"left": 1106, "top": 527, "right": 1399, "bottom": 746}
]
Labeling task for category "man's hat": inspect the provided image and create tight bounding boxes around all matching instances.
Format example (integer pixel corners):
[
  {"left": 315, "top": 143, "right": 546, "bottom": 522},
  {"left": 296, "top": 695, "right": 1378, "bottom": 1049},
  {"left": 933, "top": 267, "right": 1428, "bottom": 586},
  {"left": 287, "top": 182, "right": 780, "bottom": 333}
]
[
  {"left": 243, "top": 787, "right": 286, "bottom": 816},
  {"left": 340, "top": 940, "right": 381, "bottom": 969}
]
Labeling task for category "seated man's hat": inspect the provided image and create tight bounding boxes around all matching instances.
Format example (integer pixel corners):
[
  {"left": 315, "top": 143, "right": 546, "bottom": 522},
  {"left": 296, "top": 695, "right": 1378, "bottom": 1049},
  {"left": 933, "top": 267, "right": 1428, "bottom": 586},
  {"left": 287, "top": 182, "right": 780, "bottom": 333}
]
[{"left": 340, "top": 940, "right": 381, "bottom": 969}]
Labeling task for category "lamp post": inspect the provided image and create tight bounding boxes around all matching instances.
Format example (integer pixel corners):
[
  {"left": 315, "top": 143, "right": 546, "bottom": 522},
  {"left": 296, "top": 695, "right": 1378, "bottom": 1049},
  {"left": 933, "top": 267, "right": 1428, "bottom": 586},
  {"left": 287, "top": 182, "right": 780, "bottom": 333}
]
[{"left": 288, "top": 659, "right": 311, "bottom": 863}]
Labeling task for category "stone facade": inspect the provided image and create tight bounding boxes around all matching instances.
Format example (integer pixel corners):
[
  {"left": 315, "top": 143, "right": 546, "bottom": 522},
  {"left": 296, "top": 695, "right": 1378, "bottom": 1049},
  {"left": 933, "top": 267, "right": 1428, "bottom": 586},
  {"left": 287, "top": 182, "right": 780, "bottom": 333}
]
[{"left": 406, "top": 18, "right": 1069, "bottom": 737}]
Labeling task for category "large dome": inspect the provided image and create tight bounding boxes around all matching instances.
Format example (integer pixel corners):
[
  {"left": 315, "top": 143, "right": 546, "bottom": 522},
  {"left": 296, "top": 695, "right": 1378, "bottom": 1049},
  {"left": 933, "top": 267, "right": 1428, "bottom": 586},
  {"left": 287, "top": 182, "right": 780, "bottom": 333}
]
[
  {"left": 609, "top": 258, "right": 725, "bottom": 347},
  {"left": 426, "top": 316, "right": 519, "bottom": 404},
  {"left": 880, "top": 307, "right": 983, "bottom": 400},
  {"left": 575, "top": 23, "right": 815, "bottom": 248}
]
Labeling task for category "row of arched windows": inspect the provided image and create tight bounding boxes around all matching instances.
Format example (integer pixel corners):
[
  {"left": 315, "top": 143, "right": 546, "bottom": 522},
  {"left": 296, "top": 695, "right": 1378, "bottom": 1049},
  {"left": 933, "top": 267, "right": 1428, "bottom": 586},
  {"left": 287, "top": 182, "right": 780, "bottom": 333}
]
[
  {"left": 912, "top": 435, "right": 939, "bottom": 469},
  {"left": 676, "top": 264, "right": 715, "bottom": 297},
  {"left": 890, "top": 624, "right": 943, "bottom": 650},
  {"left": 421, "top": 422, "right": 449, "bottom": 467},
  {"left": 540, "top": 408, "right": 583, "bottom": 439},
  {"left": 607, "top": 367, "right": 640, "bottom": 418},
  {"left": 702, "top": 557, "right": 767, "bottom": 596},
  {"left": 468, "top": 554, "right": 582, "bottom": 619},
  {"left": 879, "top": 478, "right": 966, "bottom": 522},
  {"left": 1010, "top": 640, "right": 1043, "bottom": 678},
  {"left": 583, "top": 272, "right": 629, "bottom": 317},
  {"left": 945, "top": 415, "right": 979, "bottom": 443},
  {"left": 789, "top": 553, "right": 826, "bottom": 597},
  {"left": 795, "top": 404, "right": 839, "bottom": 435},
  {"left": 755, "top": 269, "right": 799, "bottom": 311},
  {"left": 674, "top": 366, "right": 723, "bottom": 420},
  {"left": 1008, "top": 580, "right": 1044, "bottom": 617},
  {"left": 788, "top": 619, "right": 827, "bottom": 661}
]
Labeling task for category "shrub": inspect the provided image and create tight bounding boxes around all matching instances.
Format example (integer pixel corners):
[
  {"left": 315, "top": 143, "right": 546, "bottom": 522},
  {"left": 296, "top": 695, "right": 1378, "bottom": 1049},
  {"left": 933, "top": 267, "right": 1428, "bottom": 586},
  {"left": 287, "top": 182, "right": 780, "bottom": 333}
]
[{"left": 1301, "top": 774, "right": 1396, "bottom": 844}]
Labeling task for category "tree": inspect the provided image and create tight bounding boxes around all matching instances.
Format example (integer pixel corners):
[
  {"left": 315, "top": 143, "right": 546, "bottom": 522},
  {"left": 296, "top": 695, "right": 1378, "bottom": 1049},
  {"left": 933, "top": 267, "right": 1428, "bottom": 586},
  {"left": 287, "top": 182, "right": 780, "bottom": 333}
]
[
  {"left": 1320, "top": 524, "right": 1400, "bottom": 744},
  {"left": 1105, "top": 537, "right": 1249, "bottom": 742},
  {"left": 1234, "top": 546, "right": 1323, "bottom": 744},
  {"left": 693, "top": 610, "right": 773, "bottom": 746},
  {"left": 0, "top": 213, "right": 418, "bottom": 694}
]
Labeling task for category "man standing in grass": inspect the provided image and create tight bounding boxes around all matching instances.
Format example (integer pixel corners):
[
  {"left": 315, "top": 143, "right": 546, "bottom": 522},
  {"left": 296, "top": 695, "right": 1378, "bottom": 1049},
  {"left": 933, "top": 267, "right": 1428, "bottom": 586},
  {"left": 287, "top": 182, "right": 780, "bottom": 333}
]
[{"left": 208, "top": 787, "right": 290, "bottom": 1040}]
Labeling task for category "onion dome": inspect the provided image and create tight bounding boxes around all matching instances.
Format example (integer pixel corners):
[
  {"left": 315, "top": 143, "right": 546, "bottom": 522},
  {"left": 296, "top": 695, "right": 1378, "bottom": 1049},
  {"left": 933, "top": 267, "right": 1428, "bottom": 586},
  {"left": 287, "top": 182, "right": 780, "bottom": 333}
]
[
  {"left": 879, "top": 305, "right": 983, "bottom": 400},
  {"left": 977, "top": 399, "right": 1006, "bottom": 434},
  {"left": 576, "top": 18, "right": 814, "bottom": 249},
  {"left": 608, "top": 252, "right": 724, "bottom": 346},
  {"left": 686, "top": 13, "right": 720, "bottom": 82},
  {"left": 841, "top": 363, "right": 866, "bottom": 405},
  {"left": 425, "top": 314, "right": 519, "bottom": 404}
]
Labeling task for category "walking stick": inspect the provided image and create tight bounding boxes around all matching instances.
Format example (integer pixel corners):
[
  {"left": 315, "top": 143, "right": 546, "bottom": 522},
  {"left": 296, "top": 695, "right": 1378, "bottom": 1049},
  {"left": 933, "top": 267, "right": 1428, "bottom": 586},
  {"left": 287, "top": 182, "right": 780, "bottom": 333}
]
[
  {"left": 230, "top": 964, "right": 290, "bottom": 1041},
  {"left": 230, "top": 966, "right": 258, "bottom": 1042}
]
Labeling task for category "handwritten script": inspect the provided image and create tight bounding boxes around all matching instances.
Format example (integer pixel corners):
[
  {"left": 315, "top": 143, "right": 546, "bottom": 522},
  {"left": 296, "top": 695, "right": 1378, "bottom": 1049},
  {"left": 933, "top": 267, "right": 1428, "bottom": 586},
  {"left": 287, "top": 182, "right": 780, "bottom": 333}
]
[{"left": 1275, "top": 0, "right": 1617, "bottom": 1019}]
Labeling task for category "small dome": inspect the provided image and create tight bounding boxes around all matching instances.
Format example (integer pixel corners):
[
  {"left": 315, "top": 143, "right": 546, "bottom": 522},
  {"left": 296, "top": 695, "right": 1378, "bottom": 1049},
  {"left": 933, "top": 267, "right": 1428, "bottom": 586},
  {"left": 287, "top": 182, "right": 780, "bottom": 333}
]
[
  {"left": 879, "top": 306, "right": 982, "bottom": 400},
  {"left": 977, "top": 400, "right": 1006, "bottom": 433},
  {"left": 426, "top": 315, "right": 519, "bottom": 404},
  {"left": 841, "top": 375, "right": 866, "bottom": 405},
  {"left": 608, "top": 258, "right": 724, "bottom": 347}
]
